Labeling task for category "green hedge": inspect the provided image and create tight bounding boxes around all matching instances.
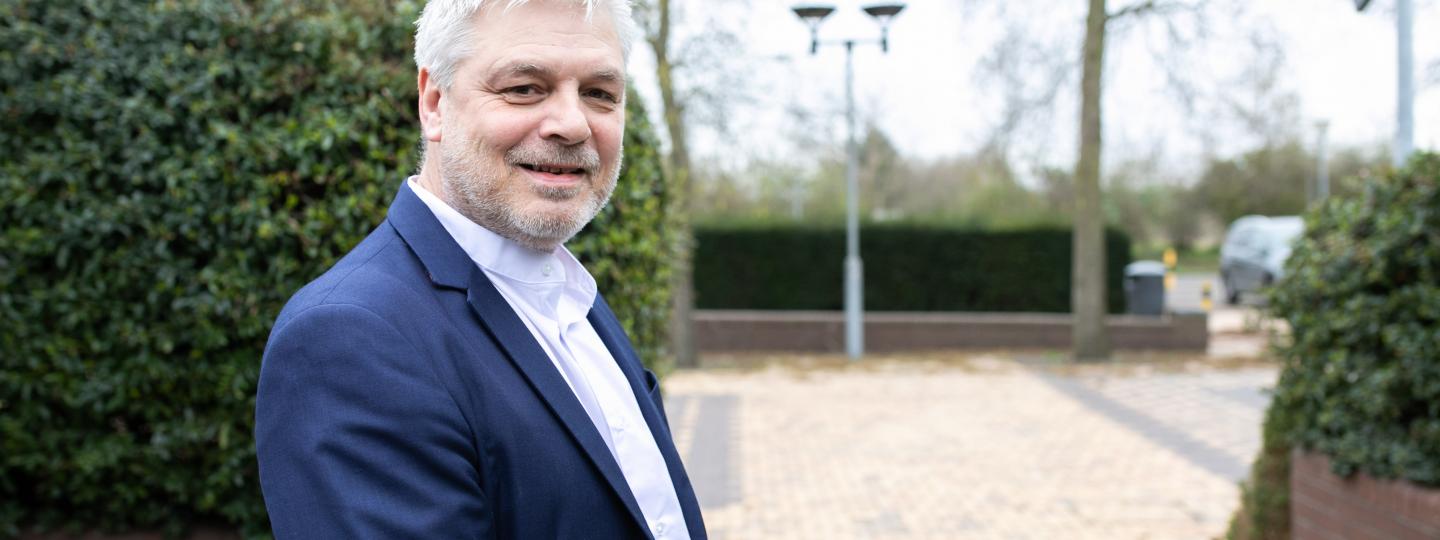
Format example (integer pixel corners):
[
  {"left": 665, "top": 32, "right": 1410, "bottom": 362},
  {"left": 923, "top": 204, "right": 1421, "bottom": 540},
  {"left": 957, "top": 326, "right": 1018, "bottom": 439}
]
[
  {"left": 0, "top": 1, "right": 673, "bottom": 537},
  {"left": 694, "top": 225, "right": 1131, "bottom": 313},
  {"left": 1267, "top": 151, "right": 1440, "bottom": 486},
  {"left": 1230, "top": 152, "right": 1440, "bottom": 540}
]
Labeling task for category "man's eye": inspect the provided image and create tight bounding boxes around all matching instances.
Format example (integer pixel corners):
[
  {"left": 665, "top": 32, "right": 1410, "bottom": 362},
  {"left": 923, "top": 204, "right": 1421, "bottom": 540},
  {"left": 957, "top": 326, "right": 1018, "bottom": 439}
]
[
  {"left": 585, "top": 89, "right": 618, "bottom": 103},
  {"left": 506, "top": 85, "right": 540, "bottom": 97}
]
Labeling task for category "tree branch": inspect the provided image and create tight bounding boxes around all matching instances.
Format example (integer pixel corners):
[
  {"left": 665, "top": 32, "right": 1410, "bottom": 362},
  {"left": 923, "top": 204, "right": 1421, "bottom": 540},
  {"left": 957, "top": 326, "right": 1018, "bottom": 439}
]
[{"left": 1107, "top": 0, "right": 1200, "bottom": 21}]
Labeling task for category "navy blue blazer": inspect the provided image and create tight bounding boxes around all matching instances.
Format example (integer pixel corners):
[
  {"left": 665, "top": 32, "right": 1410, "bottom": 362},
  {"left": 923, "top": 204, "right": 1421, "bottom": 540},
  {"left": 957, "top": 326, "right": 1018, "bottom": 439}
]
[{"left": 255, "top": 182, "right": 706, "bottom": 539}]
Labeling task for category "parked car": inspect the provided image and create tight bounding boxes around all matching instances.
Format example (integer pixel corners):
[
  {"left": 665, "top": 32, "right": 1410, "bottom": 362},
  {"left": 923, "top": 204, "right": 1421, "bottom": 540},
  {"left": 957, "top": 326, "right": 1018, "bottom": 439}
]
[{"left": 1219, "top": 215, "right": 1304, "bottom": 304}]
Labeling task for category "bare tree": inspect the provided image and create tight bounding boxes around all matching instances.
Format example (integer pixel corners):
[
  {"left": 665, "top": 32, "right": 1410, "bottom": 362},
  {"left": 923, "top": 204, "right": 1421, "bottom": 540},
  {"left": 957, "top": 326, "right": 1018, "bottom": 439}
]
[
  {"left": 633, "top": 0, "right": 751, "bottom": 368},
  {"left": 1073, "top": 0, "right": 1110, "bottom": 361},
  {"left": 633, "top": 0, "right": 698, "bottom": 368},
  {"left": 1074, "top": 0, "right": 1210, "bottom": 361},
  {"left": 975, "top": 23, "right": 1073, "bottom": 154}
]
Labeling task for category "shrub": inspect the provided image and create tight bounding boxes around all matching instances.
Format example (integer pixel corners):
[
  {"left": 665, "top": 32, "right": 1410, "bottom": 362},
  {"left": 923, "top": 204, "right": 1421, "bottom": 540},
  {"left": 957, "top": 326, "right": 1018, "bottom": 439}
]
[
  {"left": 0, "top": 0, "right": 673, "bottom": 536},
  {"left": 1228, "top": 151, "right": 1440, "bottom": 539},
  {"left": 1268, "top": 151, "right": 1440, "bottom": 487},
  {"left": 693, "top": 225, "right": 1131, "bottom": 313}
]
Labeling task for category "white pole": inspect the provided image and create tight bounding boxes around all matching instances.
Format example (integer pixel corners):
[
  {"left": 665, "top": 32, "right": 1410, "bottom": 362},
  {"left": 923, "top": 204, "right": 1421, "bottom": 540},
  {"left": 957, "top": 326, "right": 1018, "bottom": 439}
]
[
  {"left": 1395, "top": 0, "right": 1414, "bottom": 168},
  {"left": 1316, "top": 120, "right": 1331, "bottom": 201},
  {"left": 843, "top": 40, "right": 864, "bottom": 360}
]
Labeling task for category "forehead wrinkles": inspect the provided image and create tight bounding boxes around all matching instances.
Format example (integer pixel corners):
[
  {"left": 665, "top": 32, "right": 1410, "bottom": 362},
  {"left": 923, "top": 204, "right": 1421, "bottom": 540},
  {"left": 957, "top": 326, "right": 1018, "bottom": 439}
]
[
  {"left": 468, "top": 23, "right": 623, "bottom": 82},
  {"left": 473, "top": 1, "right": 621, "bottom": 50},
  {"left": 484, "top": 30, "right": 619, "bottom": 58}
]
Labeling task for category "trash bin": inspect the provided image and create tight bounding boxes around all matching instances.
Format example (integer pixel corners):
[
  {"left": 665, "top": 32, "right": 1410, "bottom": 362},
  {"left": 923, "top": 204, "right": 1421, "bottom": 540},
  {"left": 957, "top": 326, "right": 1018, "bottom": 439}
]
[{"left": 1124, "top": 260, "right": 1166, "bottom": 315}]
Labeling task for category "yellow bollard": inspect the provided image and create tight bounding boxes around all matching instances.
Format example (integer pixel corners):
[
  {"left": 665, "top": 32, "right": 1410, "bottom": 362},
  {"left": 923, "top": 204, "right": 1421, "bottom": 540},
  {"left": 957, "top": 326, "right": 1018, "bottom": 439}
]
[
  {"left": 1163, "top": 248, "right": 1178, "bottom": 291},
  {"left": 1201, "top": 281, "right": 1213, "bottom": 312}
]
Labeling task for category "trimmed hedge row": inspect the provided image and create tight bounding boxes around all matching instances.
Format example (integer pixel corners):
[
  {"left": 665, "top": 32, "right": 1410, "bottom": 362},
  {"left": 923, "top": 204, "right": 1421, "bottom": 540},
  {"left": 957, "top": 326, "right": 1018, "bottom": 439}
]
[
  {"left": 0, "top": 1, "right": 674, "bottom": 537},
  {"left": 694, "top": 225, "right": 1131, "bottom": 313}
]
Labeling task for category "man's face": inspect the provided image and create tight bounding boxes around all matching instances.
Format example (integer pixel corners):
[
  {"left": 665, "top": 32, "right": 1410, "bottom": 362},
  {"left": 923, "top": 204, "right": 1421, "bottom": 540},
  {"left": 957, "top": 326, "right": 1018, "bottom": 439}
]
[{"left": 434, "top": 0, "right": 626, "bottom": 251}]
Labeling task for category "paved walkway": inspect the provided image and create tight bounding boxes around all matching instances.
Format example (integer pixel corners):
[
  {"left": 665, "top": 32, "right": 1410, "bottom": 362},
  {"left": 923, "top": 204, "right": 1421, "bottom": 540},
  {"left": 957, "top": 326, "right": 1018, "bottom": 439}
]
[{"left": 664, "top": 354, "right": 1278, "bottom": 539}]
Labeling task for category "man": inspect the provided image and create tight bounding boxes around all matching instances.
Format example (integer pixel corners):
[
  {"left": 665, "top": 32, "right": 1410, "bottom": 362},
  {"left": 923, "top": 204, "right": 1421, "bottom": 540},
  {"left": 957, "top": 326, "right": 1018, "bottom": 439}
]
[{"left": 254, "top": 1, "right": 705, "bottom": 538}]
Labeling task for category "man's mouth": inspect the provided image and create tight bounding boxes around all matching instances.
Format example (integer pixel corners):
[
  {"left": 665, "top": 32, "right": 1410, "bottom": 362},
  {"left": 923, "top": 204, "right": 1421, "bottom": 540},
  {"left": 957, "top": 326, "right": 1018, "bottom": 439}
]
[{"left": 518, "top": 163, "right": 587, "bottom": 175}]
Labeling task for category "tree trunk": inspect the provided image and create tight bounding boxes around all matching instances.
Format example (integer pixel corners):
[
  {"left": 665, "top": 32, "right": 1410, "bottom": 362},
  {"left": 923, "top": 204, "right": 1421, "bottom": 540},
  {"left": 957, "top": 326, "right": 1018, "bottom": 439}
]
[
  {"left": 648, "top": 0, "right": 698, "bottom": 368},
  {"left": 1073, "top": 0, "right": 1111, "bottom": 361}
]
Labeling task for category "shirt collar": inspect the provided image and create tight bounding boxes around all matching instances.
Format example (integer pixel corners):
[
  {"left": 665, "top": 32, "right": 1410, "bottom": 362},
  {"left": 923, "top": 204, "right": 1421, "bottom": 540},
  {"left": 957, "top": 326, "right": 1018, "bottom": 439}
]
[{"left": 407, "top": 177, "right": 596, "bottom": 300}]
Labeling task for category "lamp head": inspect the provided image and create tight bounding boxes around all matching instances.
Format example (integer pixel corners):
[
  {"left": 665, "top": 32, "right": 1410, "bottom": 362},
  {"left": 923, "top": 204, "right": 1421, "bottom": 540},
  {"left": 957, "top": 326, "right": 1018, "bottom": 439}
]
[
  {"left": 792, "top": 5, "right": 836, "bottom": 26},
  {"left": 862, "top": 3, "right": 905, "bottom": 53},
  {"left": 792, "top": 4, "right": 836, "bottom": 55},
  {"left": 862, "top": 3, "right": 905, "bottom": 24},
  {"left": 1354, "top": 0, "right": 1371, "bottom": 10}
]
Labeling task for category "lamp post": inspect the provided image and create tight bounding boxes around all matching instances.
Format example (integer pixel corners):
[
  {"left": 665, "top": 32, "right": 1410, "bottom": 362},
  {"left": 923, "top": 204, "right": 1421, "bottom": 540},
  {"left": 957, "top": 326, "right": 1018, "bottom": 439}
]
[
  {"left": 792, "top": 3, "right": 904, "bottom": 360},
  {"left": 1355, "top": 0, "right": 1414, "bottom": 168},
  {"left": 1315, "top": 120, "right": 1330, "bottom": 203},
  {"left": 1395, "top": 0, "right": 1413, "bottom": 167}
]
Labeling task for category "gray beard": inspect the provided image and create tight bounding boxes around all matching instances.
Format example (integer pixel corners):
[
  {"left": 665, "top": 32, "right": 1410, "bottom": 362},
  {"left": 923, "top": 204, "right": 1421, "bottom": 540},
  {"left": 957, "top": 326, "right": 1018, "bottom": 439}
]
[{"left": 439, "top": 140, "right": 620, "bottom": 252}]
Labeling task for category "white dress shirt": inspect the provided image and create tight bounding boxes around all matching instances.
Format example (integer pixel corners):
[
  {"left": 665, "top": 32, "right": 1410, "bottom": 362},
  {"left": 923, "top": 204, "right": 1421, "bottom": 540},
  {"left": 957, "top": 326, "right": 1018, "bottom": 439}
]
[{"left": 409, "top": 178, "right": 690, "bottom": 539}]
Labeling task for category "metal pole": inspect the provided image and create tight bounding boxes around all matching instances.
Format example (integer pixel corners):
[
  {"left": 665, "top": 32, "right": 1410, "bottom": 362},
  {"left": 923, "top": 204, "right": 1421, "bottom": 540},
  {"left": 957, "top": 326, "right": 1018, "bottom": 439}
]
[
  {"left": 1316, "top": 120, "right": 1330, "bottom": 201},
  {"left": 1395, "top": 0, "right": 1414, "bottom": 168},
  {"left": 843, "top": 40, "right": 864, "bottom": 360}
]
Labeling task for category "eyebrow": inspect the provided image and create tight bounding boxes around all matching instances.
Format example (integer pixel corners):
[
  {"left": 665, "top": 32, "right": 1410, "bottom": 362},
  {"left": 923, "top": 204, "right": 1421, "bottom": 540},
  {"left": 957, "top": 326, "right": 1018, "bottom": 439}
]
[
  {"left": 590, "top": 69, "right": 623, "bottom": 83},
  {"left": 491, "top": 62, "right": 624, "bottom": 85},
  {"left": 490, "top": 62, "right": 552, "bottom": 81}
]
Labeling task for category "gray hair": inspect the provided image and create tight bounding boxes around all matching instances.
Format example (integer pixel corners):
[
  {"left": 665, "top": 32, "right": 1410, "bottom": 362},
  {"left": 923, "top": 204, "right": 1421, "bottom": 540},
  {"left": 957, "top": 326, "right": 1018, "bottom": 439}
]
[{"left": 414, "top": 0, "right": 637, "bottom": 90}]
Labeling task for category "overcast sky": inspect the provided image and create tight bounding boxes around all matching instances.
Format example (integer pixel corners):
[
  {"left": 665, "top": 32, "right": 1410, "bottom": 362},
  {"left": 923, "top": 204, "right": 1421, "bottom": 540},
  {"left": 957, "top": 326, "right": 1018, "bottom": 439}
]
[{"left": 628, "top": 0, "right": 1439, "bottom": 181}]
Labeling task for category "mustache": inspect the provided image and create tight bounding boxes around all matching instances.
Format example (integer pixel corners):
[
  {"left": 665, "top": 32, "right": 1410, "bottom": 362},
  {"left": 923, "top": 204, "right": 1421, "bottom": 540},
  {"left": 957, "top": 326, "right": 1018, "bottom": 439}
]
[{"left": 505, "top": 143, "right": 601, "bottom": 173}]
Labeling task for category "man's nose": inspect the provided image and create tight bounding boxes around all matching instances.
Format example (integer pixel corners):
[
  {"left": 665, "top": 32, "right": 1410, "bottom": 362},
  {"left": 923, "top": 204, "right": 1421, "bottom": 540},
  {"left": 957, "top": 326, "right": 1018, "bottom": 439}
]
[{"left": 538, "top": 90, "right": 591, "bottom": 146}]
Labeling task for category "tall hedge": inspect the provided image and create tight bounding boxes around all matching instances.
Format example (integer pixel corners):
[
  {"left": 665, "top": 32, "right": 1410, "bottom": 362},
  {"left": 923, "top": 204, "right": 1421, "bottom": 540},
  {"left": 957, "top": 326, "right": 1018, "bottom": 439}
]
[
  {"left": 1267, "top": 151, "right": 1440, "bottom": 486},
  {"left": 1228, "top": 152, "right": 1440, "bottom": 540},
  {"left": 694, "top": 225, "right": 1131, "bottom": 313},
  {"left": 0, "top": 1, "right": 674, "bottom": 537}
]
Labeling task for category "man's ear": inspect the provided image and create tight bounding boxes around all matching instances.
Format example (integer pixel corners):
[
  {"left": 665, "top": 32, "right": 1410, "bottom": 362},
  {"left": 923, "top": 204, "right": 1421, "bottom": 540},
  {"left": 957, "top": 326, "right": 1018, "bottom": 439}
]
[{"left": 418, "top": 67, "right": 443, "bottom": 143}]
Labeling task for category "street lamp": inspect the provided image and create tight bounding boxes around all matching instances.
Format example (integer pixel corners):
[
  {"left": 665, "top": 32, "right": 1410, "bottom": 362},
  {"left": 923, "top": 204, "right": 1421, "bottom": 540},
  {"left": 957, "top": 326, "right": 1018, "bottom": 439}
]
[
  {"left": 791, "top": 2, "right": 905, "bottom": 360},
  {"left": 793, "top": 5, "right": 835, "bottom": 54},
  {"left": 861, "top": 4, "right": 904, "bottom": 52},
  {"left": 1355, "top": 0, "right": 1414, "bottom": 167}
]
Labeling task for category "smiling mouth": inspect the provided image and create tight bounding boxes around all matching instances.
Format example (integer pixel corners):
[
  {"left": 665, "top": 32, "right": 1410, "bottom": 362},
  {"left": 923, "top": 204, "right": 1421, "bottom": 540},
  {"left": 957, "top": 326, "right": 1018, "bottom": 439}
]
[{"left": 518, "top": 163, "right": 587, "bottom": 175}]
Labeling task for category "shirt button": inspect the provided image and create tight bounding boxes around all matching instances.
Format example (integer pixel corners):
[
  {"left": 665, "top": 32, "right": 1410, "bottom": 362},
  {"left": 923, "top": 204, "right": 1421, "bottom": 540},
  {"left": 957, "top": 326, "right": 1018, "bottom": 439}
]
[
  {"left": 542, "top": 262, "right": 554, "bottom": 276},
  {"left": 655, "top": 522, "right": 667, "bottom": 536},
  {"left": 613, "top": 420, "right": 626, "bottom": 433}
]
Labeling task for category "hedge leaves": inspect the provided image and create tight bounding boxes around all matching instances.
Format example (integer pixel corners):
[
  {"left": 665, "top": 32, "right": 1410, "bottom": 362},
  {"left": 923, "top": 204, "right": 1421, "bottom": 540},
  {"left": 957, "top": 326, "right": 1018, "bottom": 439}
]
[{"left": 1269, "top": 152, "right": 1440, "bottom": 486}]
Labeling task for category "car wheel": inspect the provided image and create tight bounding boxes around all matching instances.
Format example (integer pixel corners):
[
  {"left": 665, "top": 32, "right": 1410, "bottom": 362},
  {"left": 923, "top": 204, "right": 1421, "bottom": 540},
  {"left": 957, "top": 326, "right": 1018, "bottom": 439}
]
[{"left": 1223, "top": 273, "right": 1240, "bottom": 305}]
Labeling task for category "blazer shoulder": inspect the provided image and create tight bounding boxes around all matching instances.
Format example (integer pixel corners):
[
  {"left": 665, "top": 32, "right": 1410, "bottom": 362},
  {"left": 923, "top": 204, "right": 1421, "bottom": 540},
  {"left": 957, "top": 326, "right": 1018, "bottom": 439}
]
[{"left": 273, "top": 221, "right": 429, "bottom": 330}]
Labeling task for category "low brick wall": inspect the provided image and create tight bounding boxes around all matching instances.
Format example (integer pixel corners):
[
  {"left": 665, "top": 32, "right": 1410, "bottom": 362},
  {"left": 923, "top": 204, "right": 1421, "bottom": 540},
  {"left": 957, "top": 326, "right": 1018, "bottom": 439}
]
[
  {"left": 693, "top": 310, "right": 1207, "bottom": 353},
  {"left": 1291, "top": 450, "right": 1440, "bottom": 540}
]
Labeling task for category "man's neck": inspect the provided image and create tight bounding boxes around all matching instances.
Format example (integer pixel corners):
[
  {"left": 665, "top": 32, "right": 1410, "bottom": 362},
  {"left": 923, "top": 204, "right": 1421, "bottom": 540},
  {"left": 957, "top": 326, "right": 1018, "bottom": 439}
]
[{"left": 415, "top": 162, "right": 448, "bottom": 208}]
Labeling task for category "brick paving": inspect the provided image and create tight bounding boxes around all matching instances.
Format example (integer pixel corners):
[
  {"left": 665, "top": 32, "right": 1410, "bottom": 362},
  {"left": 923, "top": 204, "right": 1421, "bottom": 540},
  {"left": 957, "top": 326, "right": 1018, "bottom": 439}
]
[{"left": 663, "top": 354, "right": 1278, "bottom": 539}]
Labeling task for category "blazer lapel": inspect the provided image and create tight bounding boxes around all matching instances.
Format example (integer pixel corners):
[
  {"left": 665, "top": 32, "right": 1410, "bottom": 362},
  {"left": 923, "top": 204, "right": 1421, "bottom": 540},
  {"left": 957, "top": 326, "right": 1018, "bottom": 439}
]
[
  {"left": 588, "top": 296, "right": 708, "bottom": 538},
  {"left": 464, "top": 272, "right": 651, "bottom": 533},
  {"left": 385, "top": 181, "right": 651, "bottom": 535}
]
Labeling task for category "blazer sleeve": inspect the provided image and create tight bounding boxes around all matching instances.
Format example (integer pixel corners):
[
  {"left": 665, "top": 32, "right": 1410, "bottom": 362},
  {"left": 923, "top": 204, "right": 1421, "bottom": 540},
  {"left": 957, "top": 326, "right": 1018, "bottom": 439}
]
[{"left": 255, "top": 303, "right": 489, "bottom": 539}]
